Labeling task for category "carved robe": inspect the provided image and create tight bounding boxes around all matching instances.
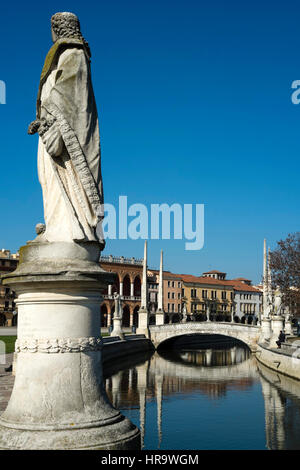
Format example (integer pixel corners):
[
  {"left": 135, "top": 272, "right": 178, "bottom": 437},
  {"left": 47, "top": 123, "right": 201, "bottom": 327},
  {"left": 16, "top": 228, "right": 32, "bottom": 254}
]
[{"left": 37, "top": 39, "right": 103, "bottom": 243}]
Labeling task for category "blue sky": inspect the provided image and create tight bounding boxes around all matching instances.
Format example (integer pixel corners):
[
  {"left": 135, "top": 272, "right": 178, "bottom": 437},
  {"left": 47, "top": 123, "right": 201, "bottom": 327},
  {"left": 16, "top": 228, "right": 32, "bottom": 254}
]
[{"left": 1, "top": 0, "right": 300, "bottom": 283}]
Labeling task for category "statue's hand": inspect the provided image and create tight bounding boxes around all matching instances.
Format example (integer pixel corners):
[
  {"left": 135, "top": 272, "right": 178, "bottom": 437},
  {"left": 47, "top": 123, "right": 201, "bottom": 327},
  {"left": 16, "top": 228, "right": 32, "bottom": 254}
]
[
  {"left": 37, "top": 118, "right": 64, "bottom": 157},
  {"left": 28, "top": 120, "right": 41, "bottom": 135}
]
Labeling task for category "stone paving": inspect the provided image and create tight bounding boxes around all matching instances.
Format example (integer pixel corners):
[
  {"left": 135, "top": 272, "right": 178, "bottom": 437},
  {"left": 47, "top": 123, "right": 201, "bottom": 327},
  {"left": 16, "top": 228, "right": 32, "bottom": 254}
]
[{"left": 0, "top": 353, "right": 14, "bottom": 413}]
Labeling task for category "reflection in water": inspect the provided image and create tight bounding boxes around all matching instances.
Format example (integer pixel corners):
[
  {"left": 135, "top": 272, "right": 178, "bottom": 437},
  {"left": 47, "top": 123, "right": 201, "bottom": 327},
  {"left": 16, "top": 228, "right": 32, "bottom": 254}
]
[
  {"left": 160, "top": 344, "right": 251, "bottom": 368},
  {"left": 103, "top": 345, "right": 300, "bottom": 450},
  {"left": 257, "top": 362, "right": 300, "bottom": 450}
]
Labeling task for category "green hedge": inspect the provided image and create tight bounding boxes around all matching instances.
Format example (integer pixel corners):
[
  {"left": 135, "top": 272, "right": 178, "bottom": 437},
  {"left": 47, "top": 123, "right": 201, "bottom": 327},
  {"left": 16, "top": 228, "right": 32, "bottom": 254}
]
[{"left": 0, "top": 336, "right": 17, "bottom": 354}]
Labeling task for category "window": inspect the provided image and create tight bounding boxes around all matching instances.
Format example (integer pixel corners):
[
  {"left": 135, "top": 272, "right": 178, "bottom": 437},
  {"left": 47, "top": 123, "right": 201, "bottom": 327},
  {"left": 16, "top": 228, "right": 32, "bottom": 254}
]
[
  {"left": 182, "top": 288, "right": 185, "bottom": 296},
  {"left": 178, "top": 293, "right": 181, "bottom": 299},
  {"left": 168, "top": 281, "right": 170, "bottom": 287},
  {"left": 191, "top": 289, "right": 197, "bottom": 298},
  {"left": 211, "top": 290, "right": 217, "bottom": 299},
  {"left": 168, "top": 292, "right": 170, "bottom": 299},
  {"left": 202, "top": 290, "right": 207, "bottom": 299},
  {"left": 172, "top": 281, "right": 175, "bottom": 288},
  {"left": 178, "top": 282, "right": 181, "bottom": 288},
  {"left": 172, "top": 292, "right": 175, "bottom": 299},
  {"left": 221, "top": 291, "right": 226, "bottom": 300}
]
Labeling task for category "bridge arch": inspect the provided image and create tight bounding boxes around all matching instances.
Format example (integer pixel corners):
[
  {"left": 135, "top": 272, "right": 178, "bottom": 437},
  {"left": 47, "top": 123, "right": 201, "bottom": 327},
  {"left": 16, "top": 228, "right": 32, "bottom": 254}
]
[
  {"left": 149, "top": 322, "right": 260, "bottom": 352},
  {"left": 156, "top": 332, "right": 250, "bottom": 353}
]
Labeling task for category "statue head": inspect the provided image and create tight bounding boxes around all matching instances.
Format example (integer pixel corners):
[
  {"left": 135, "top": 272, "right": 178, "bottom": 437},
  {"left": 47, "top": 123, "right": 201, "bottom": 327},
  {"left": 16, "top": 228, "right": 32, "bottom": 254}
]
[
  {"left": 51, "top": 12, "right": 91, "bottom": 56},
  {"left": 51, "top": 12, "right": 80, "bottom": 41}
]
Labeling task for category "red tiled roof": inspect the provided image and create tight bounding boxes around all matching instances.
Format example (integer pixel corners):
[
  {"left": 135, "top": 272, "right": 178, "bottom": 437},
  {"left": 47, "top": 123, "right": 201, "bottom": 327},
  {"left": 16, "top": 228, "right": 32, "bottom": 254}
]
[
  {"left": 229, "top": 281, "right": 261, "bottom": 293},
  {"left": 179, "top": 273, "right": 230, "bottom": 286},
  {"left": 172, "top": 272, "right": 261, "bottom": 293},
  {"left": 146, "top": 267, "right": 260, "bottom": 293}
]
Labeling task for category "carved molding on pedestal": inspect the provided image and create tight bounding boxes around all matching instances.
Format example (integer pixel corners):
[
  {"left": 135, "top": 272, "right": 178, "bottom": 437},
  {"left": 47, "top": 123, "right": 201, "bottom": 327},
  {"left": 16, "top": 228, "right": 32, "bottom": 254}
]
[{"left": 15, "top": 336, "right": 103, "bottom": 353}]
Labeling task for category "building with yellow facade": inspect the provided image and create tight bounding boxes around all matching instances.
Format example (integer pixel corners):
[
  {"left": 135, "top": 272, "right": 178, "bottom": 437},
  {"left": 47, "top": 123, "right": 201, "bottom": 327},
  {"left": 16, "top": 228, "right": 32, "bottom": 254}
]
[{"left": 180, "top": 271, "right": 235, "bottom": 321}]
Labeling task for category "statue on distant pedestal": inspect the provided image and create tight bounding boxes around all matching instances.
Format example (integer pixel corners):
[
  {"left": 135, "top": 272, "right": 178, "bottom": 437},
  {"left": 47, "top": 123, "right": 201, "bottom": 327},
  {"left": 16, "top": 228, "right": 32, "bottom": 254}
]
[
  {"left": 28, "top": 12, "right": 104, "bottom": 246},
  {"left": 274, "top": 289, "right": 283, "bottom": 316},
  {"left": 113, "top": 292, "right": 123, "bottom": 320},
  {"left": 265, "top": 296, "right": 273, "bottom": 318},
  {"left": 182, "top": 302, "right": 187, "bottom": 323},
  {"left": 111, "top": 292, "right": 124, "bottom": 339}
]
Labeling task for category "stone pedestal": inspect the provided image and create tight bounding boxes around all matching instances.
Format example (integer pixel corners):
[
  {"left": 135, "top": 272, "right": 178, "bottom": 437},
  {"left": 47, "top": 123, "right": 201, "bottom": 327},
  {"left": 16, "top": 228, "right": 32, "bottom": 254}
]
[
  {"left": 284, "top": 320, "right": 293, "bottom": 335},
  {"left": 136, "top": 308, "right": 150, "bottom": 338},
  {"left": 0, "top": 241, "right": 140, "bottom": 450},
  {"left": 269, "top": 315, "right": 284, "bottom": 348},
  {"left": 259, "top": 318, "right": 272, "bottom": 344},
  {"left": 111, "top": 317, "right": 125, "bottom": 340}
]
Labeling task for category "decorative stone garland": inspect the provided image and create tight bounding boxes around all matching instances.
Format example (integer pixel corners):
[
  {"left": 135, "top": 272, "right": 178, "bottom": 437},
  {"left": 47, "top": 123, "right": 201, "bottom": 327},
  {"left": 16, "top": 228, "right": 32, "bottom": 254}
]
[{"left": 15, "top": 337, "right": 102, "bottom": 353}]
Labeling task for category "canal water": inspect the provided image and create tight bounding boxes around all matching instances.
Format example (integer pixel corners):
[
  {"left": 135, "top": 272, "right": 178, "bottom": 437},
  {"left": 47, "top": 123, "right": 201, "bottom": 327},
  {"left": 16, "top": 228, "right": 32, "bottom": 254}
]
[{"left": 103, "top": 337, "right": 300, "bottom": 450}]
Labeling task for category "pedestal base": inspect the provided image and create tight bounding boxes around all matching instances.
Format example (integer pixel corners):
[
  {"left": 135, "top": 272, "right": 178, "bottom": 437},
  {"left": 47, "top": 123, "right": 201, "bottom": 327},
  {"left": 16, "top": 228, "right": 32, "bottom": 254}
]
[
  {"left": 259, "top": 318, "right": 272, "bottom": 344},
  {"left": 111, "top": 318, "right": 125, "bottom": 340},
  {"left": 136, "top": 308, "right": 150, "bottom": 338},
  {"left": 155, "top": 310, "right": 165, "bottom": 326},
  {"left": 284, "top": 321, "right": 293, "bottom": 335},
  {"left": 269, "top": 316, "right": 284, "bottom": 348},
  {"left": 0, "top": 241, "right": 140, "bottom": 450},
  {"left": 0, "top": 411, "right": 140, "bottom": 450}
]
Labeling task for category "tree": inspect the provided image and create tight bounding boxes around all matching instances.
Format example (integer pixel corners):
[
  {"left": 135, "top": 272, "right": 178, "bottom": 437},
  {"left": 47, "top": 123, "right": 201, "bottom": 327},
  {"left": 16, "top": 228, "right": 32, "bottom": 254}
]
[{"left": 270, "top": 233, "right": 300, "bottom": 315}]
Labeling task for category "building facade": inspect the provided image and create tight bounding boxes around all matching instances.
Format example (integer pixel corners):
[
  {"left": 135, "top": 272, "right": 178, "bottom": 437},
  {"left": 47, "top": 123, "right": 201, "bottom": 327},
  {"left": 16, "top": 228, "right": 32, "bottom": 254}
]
[
  {"left": 181, "top": 273, "right": 235, "bottom": 321},
  {"left": 0, "top": 249, "right": 19, "bottom": 326},
  {"left": 99, "top": 255, "right": 143, "bottom": 328},
  {"left": 230, "top": 279, "right": 262, "bottom": 324},
  {"left": 0, "top": 246, "right": 262, "bottom": 328},
  {"left": 179, "top": 271, "right": 262, "bottom": 324},
  {"left": 164, "top": 273, "right": 183, "bottom": 322}
]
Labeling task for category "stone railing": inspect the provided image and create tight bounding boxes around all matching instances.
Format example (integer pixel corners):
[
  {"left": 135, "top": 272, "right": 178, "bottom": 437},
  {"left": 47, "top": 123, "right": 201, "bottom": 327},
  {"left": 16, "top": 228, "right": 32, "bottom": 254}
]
[
  {"left": 100, "top": 255, "right": 143, "bottom": 265},
  {"left": 102, "top": 294, "right": 141, "bottom": 301}
]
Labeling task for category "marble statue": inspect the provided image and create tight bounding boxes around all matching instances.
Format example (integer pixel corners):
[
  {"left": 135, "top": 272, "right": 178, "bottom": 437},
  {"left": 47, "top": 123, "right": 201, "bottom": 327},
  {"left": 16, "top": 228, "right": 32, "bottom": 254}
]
[
  {"left": 114, "top": 292, "right": 123, "bottom": 320},
  {"left": 111, "top": 293, "right": 124, "bottom": 339},
  {"left": 0, "top": 13, "right": 140, "bottom": 450},
  {"left": 28, "top": 12, "right": 104, "bottom": 246},
  {"left": 265, "top": 295, "right": 273, "bottom": 318},
  {"left": 182, "top": 302, "right": 188, "bottom": 323}
]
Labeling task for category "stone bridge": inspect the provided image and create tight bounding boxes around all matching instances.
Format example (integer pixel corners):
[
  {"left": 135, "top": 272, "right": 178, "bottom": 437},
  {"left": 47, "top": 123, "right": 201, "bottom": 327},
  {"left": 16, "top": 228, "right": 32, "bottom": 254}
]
[{"left": 149, "top": 322, "right": 260, "bottom": 352}]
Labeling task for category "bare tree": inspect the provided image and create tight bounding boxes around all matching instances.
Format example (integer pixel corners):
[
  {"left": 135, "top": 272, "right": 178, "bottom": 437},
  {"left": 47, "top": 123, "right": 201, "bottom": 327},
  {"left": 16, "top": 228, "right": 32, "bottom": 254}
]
[{"left": 270, "top": 233, "right": 300, "bottom": 316}]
